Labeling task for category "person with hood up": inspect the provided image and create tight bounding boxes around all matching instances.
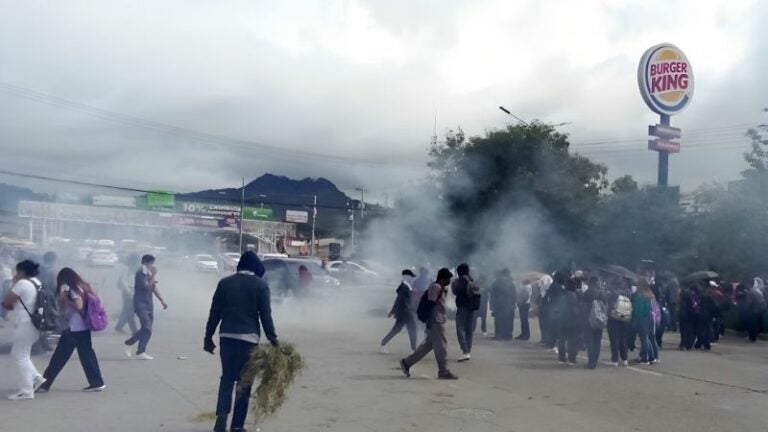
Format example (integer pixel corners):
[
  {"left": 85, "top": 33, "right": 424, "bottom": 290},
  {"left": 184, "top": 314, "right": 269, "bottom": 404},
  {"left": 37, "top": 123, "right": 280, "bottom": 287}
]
[
  {"left": 204, "top": 251, "right": 277, "bottom": 432},
  {"left": 451, "top": 263, "right": 481, "bottom": 362},
  {"left": 489, "top": 269, "right": 516, "bottom": 340},
  {"left": 380, "top": 270, "right": 418, "bottom": 353},
  {"left": 606, "top": 276, "right": 632, "bottom": 366},
  {"left": 580, "top": 276, "right": 606, "bottom": 369},
  {"left": 516, "top": 278, "right": 533, "bottom": 341},
  {"left": 679, "top": 285, "right": 700, "bottom": 350}
]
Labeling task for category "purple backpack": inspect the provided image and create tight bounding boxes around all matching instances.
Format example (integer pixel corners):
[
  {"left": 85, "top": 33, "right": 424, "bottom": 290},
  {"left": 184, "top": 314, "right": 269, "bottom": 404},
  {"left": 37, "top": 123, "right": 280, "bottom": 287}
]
[
  {"left": 650, "top": 298, "right": 662, "bottom": 326},
  {"left": 84, "top": 292, "right": 109, "bottom": 331}
]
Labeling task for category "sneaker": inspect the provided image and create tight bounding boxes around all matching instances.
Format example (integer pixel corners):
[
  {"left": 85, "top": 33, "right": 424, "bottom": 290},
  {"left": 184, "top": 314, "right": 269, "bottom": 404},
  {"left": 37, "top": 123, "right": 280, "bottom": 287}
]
[
  {"left": 650, "top": 359, "right": 660, "bottom": 365},
  {"left": 8, "top": 392, "right": 33, "bottom": 400},
  {"left": 135, "top": 353, "right": 154, "bottom": 360},
  {"left": 458, "top": 353, "right": 471, "bottom": 362},
  {"left": 378, "top": 346, "right": 390, "bottom": 354},
  {"left": 611, "top": 362, "right": 619, "bottom": 367},
  {"left": 83, "top": 384, "right": 106, "bottom": 392},
  {"left": 33, "top": 376, "right": 47, "bottom": 392},
  {"left": 558, "top": 361, "right": 566, "bottom": 365},
  {"left": 568, "top": 361, "right": 577, "bottom": 366},
  {"left": 399, "top": 359, "right": 410, "bottom": 378},
  {"left": 437, "top": 371, "right": 459, "bottom": 380},
  {"left": 621, "top": 360, "right": 629, "bottom": 367},
  {"left": 482, "top": 332, "right": 488, "bottom": 337},
  {"left": 551, "top": 347, "right": 559, "bottom": 354},
  {"left": 124, "top": 336, "right": 138, "bottom": 346},
  {"left": 124, "top": 349, "right": 134, "bottom": 358}
]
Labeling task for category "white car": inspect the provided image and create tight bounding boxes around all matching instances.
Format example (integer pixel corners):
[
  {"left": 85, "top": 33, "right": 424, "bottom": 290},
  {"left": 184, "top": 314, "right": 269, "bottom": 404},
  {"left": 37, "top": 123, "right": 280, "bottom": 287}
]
[
  {"left": 194, "top": 254, "right": 219, "bottom": 272},
  {"left": 76, "top": 247, "right": 93, "bottom": 262},
  {"left": 327, "top": 261, "right": 379, "bottom": 281},
  {"left": 89, "top": 249, "right": 118, "bottom": 267},
  {"left": 97, "top": 239, "right": 115, "bottom": 248},
  {"left": 222, "top": 252, "right": 241, "bottom": 272}
]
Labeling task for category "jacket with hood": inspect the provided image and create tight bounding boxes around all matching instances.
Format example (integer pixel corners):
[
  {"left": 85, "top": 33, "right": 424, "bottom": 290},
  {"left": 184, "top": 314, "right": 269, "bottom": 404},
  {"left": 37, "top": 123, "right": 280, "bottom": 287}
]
[
  {"left": 489, "top": 275, "right": 516, "bottom": 317},
  {"left": 389, "top": 281, "right": 414, "bottom": 323}
]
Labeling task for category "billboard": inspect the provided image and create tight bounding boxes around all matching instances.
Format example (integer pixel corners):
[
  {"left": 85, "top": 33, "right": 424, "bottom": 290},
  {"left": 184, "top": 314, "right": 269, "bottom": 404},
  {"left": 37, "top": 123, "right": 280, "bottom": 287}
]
[
  {"left": 285, "top": 210, "right": 309, "bottom": 223},
  {"left": 638, "top": 43, "right": 694, "bottom": 116},
  {"left": 147, "top": 191, "right": 175, "bottom": 211},
  {"left": 243, "top": 206, "right": 273, "bottom": 221}
]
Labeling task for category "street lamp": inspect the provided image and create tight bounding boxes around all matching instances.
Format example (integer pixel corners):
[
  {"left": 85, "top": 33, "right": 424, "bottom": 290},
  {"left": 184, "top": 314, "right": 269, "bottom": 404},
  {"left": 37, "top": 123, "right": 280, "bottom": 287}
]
[{"left": 498, "top": 106, "right": 528, "bottom": 125}]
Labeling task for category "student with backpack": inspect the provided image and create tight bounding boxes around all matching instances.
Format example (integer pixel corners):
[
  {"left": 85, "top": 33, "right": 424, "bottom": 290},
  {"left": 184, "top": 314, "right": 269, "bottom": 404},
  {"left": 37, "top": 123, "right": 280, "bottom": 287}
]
[
  {"left": 556, "top": 278, "right": 581, "bottom": 365},
  {"left": 451, "top": 264, "right": 481, "bottom": 362},
  {"left": 400, "top": 268, "right": 458, "bottom": 380},
  {"left": 1, "top": 259, "right": 47, "bottom": 400},
  {"left": 606, "top": 276, "right": 633, "bottom": 366},
  {"left": 679, "top": 286, "right": 700, "bottom": 350},
  {"left": 581, "top": 277, "right": 607, "bottom": 369},
  {"left": 37, "top": 268, "right": 106, "bottom": 393}
]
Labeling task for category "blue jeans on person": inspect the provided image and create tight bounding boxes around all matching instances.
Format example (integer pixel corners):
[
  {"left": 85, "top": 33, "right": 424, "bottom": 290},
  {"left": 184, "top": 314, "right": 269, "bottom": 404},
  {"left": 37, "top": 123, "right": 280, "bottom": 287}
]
[
  {"left": 217, "top": 337, "right": 257, "bottom": 430},
  {"left": 637, "top": 319, "right": 658, "bottom": 362},
  {"left": 455, "top": 307, "right": 475, "bottom": 354}
]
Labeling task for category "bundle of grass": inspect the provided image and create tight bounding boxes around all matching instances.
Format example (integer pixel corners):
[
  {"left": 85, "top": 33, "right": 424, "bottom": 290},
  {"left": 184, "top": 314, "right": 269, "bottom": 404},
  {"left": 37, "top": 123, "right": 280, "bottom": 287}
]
[{"left": 239, "top": 343, "right": 305, "bottom": 425}]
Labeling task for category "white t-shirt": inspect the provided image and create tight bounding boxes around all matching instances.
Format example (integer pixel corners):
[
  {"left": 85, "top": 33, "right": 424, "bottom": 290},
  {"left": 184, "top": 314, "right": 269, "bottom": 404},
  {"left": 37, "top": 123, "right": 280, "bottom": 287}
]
[{"left": 10, "top": 278, "right": 39, "bottom": 324}]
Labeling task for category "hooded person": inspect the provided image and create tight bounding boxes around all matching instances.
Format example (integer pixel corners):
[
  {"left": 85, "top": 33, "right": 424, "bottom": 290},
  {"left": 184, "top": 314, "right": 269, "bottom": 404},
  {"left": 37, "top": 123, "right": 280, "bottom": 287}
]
[
  {"left": 204, "top": 250, "right": 278, "bottom": 432},
  {"left": 451, "top": 263, "right": 481, "bottom": 362},
  {"left": 380, "top": 270, "right": 418, "bottom": 352}
]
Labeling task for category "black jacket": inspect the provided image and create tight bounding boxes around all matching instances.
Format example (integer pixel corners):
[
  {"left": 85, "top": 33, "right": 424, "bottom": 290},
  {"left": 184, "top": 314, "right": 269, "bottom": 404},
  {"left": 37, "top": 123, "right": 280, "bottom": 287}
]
[
  {"left": 205, "top": 273, "right": 278, "bottom": 344},
  {"left": 452, "top": 276, "right": 481, "bottom": 310},
  {"left": 489, "top": 276, "right": 517, "bottom": 317},
  {"left": 389, "top": 282, "right": 414, "bottom": 322}
]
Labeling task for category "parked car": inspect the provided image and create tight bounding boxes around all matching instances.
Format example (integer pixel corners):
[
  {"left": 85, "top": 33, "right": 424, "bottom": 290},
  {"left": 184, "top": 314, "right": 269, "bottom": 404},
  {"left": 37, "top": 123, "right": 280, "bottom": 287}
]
[
  {"left": 221, "top": 252, "right": 241, "bottom": 273},
  {"left": 76, "top": 247, "right": 93, "bottom": 262},
  {"left": 262, "top": 258, "right": 340, "bottom": 295},
  {"left": 193, "top": 254, "right": 220, "bottom": 272},
  {"left": 89, "top": 249, "right": 118, "bottom": 267},
  {"left": 327, "top": 261, "right": 379, "bottom": 282}
]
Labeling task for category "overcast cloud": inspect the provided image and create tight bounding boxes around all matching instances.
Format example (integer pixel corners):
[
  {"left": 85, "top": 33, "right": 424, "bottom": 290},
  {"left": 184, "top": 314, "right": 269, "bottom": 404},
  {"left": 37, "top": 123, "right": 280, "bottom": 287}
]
[{"left": 0, "top": 0, "right": 765, "bottom": 200}]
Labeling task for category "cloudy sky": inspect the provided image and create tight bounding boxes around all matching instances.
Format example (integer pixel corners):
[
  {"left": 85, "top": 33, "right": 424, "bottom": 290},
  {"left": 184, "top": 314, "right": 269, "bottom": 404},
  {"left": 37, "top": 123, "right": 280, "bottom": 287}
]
[{"left": 0, "top": 0, "right": 765, "bottom": 201}]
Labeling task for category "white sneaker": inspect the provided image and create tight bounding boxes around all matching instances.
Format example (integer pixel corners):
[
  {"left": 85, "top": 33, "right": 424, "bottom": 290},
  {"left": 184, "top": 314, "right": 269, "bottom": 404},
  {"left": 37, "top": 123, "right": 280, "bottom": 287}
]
[
  {"left": 8, "top": 392, "right": 33, "bottom": 401},
  {"left": 124, "top": 349, "right": 134, "bottom": 358},
  {"left": 33, "top": 376, "right": 47, "bottom": 392},
  {"left": 551, "top": 347, "right": 559, "bottom": 354},
  {"left": 458, "top": 353, "right": 471, "bottom": 362},
  {"left": 611, "top": 362, "right": 619, "bottom": 367},
  {"left": 378, "top": 346, "right": 390, "bottom": 354},
  {"left": 482, "top": 332, "right": 488, "bottom": 337},
  {"left": 135, "top": 353, "right": 154, "bottom": 360},
  {"left": 621, "top": 360, "right": 629, "bottom": 367}
]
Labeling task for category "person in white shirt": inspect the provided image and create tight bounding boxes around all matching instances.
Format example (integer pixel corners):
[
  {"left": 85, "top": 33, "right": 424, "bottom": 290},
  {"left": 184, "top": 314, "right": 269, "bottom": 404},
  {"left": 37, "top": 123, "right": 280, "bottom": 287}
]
[{"left": 1, "top": 259, "right": 46, "bottom": 400}]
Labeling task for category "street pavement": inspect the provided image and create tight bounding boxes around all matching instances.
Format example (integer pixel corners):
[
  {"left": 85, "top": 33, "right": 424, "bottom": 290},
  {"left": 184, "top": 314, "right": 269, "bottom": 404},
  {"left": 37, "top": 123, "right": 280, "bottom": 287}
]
[{"left": 1, "top": 269, "right": 768, "bottom": 431}]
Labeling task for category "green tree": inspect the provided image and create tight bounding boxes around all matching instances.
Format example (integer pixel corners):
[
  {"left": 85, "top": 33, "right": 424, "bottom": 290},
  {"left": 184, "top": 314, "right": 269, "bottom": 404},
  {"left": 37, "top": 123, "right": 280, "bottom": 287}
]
[{"left": 610, "top": 175, "right": 639, "bottom": 194}]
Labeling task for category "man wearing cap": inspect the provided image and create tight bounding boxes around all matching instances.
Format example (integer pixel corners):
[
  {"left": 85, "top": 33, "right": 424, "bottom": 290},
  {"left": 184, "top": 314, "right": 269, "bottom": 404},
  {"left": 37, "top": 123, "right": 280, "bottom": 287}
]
[
  {"left": 125, "top": 254, "right": 167, "bottom": 360},
  {"left": 399, "top": 268, "right": 458, "bottom": 380},
  {"left": 380, "top": 269, "right": 418, "bottom": 353}
]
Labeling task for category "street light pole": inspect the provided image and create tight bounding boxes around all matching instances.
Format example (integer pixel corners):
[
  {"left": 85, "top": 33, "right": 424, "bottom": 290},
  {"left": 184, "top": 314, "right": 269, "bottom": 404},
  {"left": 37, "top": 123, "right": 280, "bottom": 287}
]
[
  {"left": 239, "top": 177, "right": 245, "bottom": 253},
  {"left": 311, "top": 194, "right": 317, "bottom": 256}
]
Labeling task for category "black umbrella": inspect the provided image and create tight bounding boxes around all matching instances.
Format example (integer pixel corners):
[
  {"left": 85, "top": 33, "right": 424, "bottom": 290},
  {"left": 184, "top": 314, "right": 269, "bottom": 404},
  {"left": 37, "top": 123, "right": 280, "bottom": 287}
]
[
  {"left": 682, "top": 271, "right": 719, "bottom": 285},
  {"left": 599, "top": 265, "right": 639, "bottom": 282}
]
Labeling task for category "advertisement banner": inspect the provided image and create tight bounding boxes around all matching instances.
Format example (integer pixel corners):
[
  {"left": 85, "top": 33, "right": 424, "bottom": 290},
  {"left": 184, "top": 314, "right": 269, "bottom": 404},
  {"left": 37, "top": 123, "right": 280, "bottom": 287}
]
[
  {"left": 179, "top": 201, "right": 240, "bottom": 217},
  {"left": 92, "top": 195, "right": 137, "bottom": 208},
  {"left": 171, "top": 214, "right": 238, "bottom": 230},
  {"left": 147, "top": 191, "right": 175, "bottom": 211},
  {"left": 243, "top": 206, "right": 273, "bottom": 221}
]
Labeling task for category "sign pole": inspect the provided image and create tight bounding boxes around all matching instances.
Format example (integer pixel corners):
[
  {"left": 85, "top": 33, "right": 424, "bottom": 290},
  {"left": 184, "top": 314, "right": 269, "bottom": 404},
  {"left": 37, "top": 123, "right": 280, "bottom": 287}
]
[
  {"left": 657, "top": 114, "right": 670, "bottom": 187},
  {"left": 311, "top": 195, "right": 317, "bottom": 257}
]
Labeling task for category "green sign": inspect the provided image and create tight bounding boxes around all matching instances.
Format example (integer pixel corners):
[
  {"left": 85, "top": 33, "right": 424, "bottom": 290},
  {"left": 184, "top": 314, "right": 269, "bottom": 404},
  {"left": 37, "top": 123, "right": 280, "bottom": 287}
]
[
  {"left": 147, "top": 191, "right": 176, "bottom": 211},
  {"left": 243, "top": 206, "right": 273, "bottom": 220}
]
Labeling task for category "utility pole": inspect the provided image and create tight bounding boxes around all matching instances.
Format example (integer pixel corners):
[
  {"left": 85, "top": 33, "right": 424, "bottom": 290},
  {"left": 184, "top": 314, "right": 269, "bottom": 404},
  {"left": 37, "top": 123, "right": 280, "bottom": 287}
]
[
  {"left": 311, "top": 194, "right": 317, "bottom": 256},
  {"left": 354, "top": 187, "right": 367, "bottom": 222},
  {"left": 239, "top": 177, "right": 245, "bottom": 253}
]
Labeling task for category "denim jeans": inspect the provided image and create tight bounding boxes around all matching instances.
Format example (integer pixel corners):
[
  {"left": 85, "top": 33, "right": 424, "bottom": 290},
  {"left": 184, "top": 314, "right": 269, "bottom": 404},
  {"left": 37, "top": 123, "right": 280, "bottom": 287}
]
[
  {"left": 607, "top": 319, "right": 629, "bottom": 362},
  {"left": 43, "top": 330, "right": 104, "bottom": 388},
  {"left": 584, "top": 326, "right": 603, "bottom": 368},
  {"left": 217, "top": 338, "right": 257, "bottom": 430},
  {"left": 636, "top": 319, "right": 658, "bottom": 362},
  {"left": 115, "top": 293, "right": 137, "bottom": 334},
  {"left": 517, "top": 303, "right": 530, "bottom": 339},
  {"left": 455, "top": 307, "right": 475, "bottom": 354}
]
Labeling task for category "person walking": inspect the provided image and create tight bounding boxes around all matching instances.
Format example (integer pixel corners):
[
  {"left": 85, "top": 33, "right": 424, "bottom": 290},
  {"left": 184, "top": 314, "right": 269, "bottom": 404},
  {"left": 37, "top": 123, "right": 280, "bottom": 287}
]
[
  {"left": 114, "top": 254, "right": 139, "bottom": 334},
  {"left": 542, "top": 272, "right": 567, "bottom": 351},
  {"left": 489, "top": 269, "right": 516, "bottom": 340},
  {"left": 35, "top": 251, "right": 59, "bottom": 352},
  {"left": 745, "top": 280, "right": 766, "bottom": 343},
  {"left": 516, "top": 279, "right": 533, "bottom": 341},
  {"left": 606, "top": 276, "right": 632, "bottom": 366},
  {"left": 204, "top": 251, "right": 278, "bottom": 432},
  {"left": 1, "top": 259, "right": 46, "bottom": 400},
  {"left": 581, "top": 277, "right": 606, "bottom": 369},
  {"left": 451, "top": 264, "right": 480, "bottom": 362},
  {"left": 536, "top": 275, "right": 553, "bottom": 345},
  {"left": 380, "top": 270, "right": 418, "bottom": 352},
  {"left": 473, "top": 282, "right": 489, "bottom": 337},
  {"left": 125, "top": 255, "right": 168, "bottom": 360},
  {"left": 410, "top": 266, "right": 431, "bottom": 343},
  {"left": 632, "top": 280, "right": 659, "bottom": 365},
  {"left": 399, "top": 268, "right": 457, "bottom": 380},
  {"left": 38, "top": 268, "right": 105, "bottom": 393}
]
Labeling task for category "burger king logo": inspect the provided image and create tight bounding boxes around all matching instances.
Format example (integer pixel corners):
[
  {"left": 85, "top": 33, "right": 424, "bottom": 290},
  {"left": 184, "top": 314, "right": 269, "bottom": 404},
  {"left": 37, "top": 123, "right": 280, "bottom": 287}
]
[{"left": 638, "top": 43, "right": 694, "bottom": 116}]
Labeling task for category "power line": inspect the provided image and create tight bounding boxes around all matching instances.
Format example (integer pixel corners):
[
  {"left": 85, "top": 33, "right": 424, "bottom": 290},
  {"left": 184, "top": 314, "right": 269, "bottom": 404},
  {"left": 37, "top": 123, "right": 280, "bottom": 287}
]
[
  {"left": 0, "top": 82, "right": 425, "bottom": 168},
  {"left": 0, "top": 168, "right": 389, "bottom": 213}
]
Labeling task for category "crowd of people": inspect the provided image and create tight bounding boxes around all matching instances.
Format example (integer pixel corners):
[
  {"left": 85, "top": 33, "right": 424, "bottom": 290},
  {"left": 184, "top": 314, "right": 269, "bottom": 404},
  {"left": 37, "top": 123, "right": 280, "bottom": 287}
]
[
  {"left": 379, "top": 264, "right": 768, "bottom": 378},
  {"left": 1, "top": 248, "right": 276, "bottom": 432}
]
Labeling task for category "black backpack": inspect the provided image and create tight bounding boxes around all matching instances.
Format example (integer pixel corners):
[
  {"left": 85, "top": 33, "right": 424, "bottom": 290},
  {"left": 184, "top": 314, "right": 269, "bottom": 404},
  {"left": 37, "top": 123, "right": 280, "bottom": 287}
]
[
  {"left": 416, "top": 290, "right": 435, "bottom": 324},
  {"left": 19, "top": 279, "right": 59, "bottom": 332}
]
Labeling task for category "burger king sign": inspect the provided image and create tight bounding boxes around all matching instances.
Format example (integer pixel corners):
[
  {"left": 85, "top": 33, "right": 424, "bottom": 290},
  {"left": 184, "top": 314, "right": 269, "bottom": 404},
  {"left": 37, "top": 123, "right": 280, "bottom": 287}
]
[{"left": 638, "top": 43, "right": 694, "bottom": 116}]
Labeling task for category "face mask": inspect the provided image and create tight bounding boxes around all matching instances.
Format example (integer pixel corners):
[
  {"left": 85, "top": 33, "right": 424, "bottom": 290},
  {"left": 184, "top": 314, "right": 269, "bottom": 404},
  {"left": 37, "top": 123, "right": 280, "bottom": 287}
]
[{"left": 403, "top": 275, "right": 414, "bottom": 284}]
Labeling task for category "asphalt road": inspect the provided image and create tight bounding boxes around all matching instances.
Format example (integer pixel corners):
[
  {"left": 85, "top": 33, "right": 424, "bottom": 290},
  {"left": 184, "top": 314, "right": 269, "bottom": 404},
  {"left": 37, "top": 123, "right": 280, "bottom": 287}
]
[{"left": 1, "top": 268, "right": 768, "bottom": 432}]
